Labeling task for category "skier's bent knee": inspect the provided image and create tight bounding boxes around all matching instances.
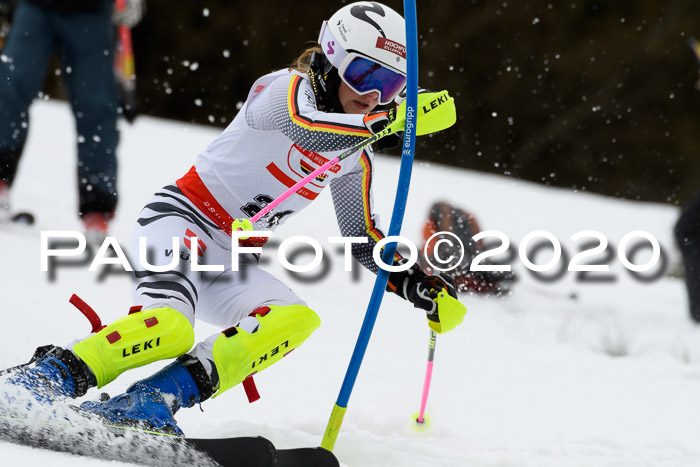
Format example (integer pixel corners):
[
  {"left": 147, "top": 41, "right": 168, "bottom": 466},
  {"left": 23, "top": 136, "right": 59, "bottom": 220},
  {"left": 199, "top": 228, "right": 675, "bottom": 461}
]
[
  {"left": 212, "top": 304, "right": 321, "bottom": 396},
  {"left": 73, "top": 306, "right": 195, "bottom": 387}
]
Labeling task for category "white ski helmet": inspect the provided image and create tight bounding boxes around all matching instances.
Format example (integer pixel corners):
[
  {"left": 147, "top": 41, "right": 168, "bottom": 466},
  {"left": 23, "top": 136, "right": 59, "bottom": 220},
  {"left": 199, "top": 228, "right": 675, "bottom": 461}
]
[{"left": 318, "top": 2, "right": 407, "bottom": 105}]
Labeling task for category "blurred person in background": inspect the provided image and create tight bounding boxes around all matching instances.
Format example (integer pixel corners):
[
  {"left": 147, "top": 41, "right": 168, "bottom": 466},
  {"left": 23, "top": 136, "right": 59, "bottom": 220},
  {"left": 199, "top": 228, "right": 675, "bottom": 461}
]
[
  {"left": 419, "top": 200, "right": 516, "bottom": 296},
  {"left": 674, "top": 192, "right": 700, "bottom": 323},
  {"left": 0, "top": 0, "right": 143, "bottom": 241},
  {"left": 672, "top": 38, "right": 700, "bottom": 324}
]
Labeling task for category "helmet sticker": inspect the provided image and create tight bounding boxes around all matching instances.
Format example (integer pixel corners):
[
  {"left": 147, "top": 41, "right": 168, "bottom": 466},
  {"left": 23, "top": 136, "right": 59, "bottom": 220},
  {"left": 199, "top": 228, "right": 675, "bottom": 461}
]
[
  {"left": 375, "top": 37, "right": 406, "bottom": 59},
  {"left": 350, "top": 2, "right": 386, "bottom": 38}
]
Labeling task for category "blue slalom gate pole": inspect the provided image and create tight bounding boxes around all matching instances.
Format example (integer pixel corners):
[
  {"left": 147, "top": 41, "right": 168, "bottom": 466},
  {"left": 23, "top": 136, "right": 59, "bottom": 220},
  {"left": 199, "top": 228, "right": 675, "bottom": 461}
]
[{"left": 321, "top": 0, "right": 419, "bottom": 451}]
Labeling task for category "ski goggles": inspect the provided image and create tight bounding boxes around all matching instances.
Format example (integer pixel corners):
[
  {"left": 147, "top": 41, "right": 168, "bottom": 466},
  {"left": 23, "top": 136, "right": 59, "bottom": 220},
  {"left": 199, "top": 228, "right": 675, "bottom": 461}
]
[{"left": 337, "top": 53, "right": 406, "bottom": 105}]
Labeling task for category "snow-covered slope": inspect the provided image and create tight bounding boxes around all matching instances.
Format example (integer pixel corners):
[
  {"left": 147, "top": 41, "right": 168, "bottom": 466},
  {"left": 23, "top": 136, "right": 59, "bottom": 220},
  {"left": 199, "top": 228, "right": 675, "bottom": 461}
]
[{"left": 1, "top": 100, "right": 699, "bottom": 467}]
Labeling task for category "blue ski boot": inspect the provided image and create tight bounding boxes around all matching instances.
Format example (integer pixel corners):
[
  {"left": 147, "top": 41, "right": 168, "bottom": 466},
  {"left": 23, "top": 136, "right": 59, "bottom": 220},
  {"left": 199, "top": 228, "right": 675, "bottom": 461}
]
[
  {"left": 80, "top": 355, "right": 214, "bottom": 436},
  {"left": 6, "top": 346, "right": 96, "bottom": 403}
]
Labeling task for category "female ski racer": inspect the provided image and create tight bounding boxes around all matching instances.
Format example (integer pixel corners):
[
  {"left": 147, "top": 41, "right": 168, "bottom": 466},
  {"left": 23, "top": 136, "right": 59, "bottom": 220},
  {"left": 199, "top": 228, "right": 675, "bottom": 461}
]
[{"left": 8, "top": 1, "right": 465, "bottom": 435}]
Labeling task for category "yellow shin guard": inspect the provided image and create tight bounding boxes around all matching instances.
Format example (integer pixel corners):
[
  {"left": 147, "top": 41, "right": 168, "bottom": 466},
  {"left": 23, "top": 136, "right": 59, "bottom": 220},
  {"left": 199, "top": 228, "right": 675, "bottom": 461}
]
[
  {"left": 212, "top": 304, "right": 321, "bottom": 397},
  {"left": 73, "top": 307, "right": 195, "bottom": 387}
]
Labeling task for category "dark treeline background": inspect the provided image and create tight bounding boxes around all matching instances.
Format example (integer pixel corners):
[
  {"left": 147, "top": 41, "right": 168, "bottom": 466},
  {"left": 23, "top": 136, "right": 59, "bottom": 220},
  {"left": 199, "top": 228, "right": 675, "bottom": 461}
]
[{"left": 110, "top": 1, "right": 700, "bottom": 204}]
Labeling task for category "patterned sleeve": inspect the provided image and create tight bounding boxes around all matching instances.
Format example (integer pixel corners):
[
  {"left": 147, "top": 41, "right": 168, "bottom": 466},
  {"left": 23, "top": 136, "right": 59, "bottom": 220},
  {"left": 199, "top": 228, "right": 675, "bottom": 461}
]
[
  {"left": 246, "top": 72, "right": 372, "bottom": 153},
  {"left": 330, "top": 149, "right": 401, "bottom": 273}
]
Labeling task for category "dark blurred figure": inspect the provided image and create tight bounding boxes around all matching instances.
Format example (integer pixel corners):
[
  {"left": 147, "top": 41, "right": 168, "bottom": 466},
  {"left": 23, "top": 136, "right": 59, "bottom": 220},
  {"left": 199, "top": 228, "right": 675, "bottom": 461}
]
[
  {"left": 674, "top": 192, "right": 700, "bottom": 323},
  {"left": 0, "top": 1, "right": 11, "bottom": 49},
  {"left": 419, "top": 201, "right": 516, "bottom": 296},
  {"left": 0, "top": 0, "right": 142, "bottom": 241}
]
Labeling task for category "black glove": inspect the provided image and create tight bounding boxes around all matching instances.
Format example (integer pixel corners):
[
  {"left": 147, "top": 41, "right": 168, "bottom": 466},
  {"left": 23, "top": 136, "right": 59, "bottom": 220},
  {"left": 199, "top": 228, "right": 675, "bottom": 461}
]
[
  {"left": 372, "top": 86, "right": 435, "bottom": 150},
  {"left": 387, "top": 259, "right": 458, "bottom": 315},
  {"left": 363, "top": 107, "right": 402, "bottom": 151}
]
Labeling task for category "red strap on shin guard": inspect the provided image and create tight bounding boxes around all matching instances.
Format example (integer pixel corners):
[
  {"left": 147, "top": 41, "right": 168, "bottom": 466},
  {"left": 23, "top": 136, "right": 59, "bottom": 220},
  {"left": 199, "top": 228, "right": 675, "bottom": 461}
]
[
  {"left": 243, "top": 375, "right": 260, "bottom": 403},
  {"left": 69, "top": 294, "right": 106, "bottom": 333},
  {"left": 238, "top": 308, "right": 269, "bottom": 402},
  {"left": 250, "top": 306, "right": 271, "bottom": 317}
]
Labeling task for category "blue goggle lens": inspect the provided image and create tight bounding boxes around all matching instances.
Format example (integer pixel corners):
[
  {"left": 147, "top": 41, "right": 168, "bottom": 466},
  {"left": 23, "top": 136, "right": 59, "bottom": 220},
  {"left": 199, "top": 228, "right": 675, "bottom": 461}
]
[{"left": 342, "top": 56, "right": 406, "bottom": 103}]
